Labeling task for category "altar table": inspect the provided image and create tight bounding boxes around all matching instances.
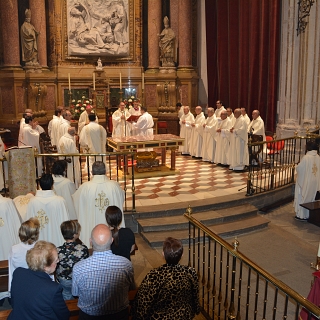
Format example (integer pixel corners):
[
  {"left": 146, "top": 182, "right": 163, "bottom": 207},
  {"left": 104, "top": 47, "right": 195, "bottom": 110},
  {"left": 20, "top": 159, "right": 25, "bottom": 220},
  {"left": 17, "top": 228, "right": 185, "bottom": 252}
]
[{"left": 107, "top": 134, "right": 184, "bottom": 171}]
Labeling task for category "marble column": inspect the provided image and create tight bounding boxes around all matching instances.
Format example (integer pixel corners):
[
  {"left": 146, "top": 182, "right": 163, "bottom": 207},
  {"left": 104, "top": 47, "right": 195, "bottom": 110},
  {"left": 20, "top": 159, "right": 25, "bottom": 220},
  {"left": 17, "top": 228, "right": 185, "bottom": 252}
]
[
  {"left": 170, "top": 0, "right": 179, "bottom": 41},
  {"left": 147, "top": 0, "right": 162, "bottom": 71},
  {"left": 29, "top": 0, "right": 48, "bottom": 68},
  {"left": 277, "top": 0, "right": 320, "bottom": 138},
  {"left": 178, "top": 0, "right": 192, "bottom": 68},
  {"left": 0, "top": 0, "right": 21, "bottom": 68}
]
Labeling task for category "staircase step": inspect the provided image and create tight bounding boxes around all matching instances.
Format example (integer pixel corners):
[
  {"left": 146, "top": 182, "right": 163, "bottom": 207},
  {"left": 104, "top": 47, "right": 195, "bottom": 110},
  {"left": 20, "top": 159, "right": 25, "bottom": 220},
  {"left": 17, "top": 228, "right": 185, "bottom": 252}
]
[
  {"left": 140, "top": 215, "right": 270, "bottom": 248},
  {"left": 137, "top": 204, "right": 257, "bottom": 232}
]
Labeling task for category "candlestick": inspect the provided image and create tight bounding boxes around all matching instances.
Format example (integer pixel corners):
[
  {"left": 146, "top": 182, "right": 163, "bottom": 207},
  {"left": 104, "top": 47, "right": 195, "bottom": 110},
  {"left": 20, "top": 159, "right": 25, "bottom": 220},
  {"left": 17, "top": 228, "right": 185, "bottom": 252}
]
[
  {"left": 317, "top": 241, "right": 320, "bottom": 257},
  {"left": 120, "top": 72, "right": 122, "bottom": 89},
  {"left": 93, "top": 72, "right": 95, "bottom": 91},
  {"left": 142, "top": 72, "right": 145, "bottom": 90},
  {"left": 68, "top": 73, "right": 71, "bottom": 91}
]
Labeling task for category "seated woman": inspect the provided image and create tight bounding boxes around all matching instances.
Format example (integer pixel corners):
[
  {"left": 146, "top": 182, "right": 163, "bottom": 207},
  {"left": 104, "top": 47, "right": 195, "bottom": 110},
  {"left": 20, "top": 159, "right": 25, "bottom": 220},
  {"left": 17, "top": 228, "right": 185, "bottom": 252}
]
[
  {"left": 9, "top": 241, "right": 70, "bottom": 320},
  {"left": 8, "top": 217, "right": 40, "bottom": 294},
  {"left": 105, "top": 205, "right": 136, "bottom": 260},
  {"left": 56, "top": 220, "right": 89, "bottom": 300},
  {"left": 132, "top": 237, "right": 200, "bottom": 320}
]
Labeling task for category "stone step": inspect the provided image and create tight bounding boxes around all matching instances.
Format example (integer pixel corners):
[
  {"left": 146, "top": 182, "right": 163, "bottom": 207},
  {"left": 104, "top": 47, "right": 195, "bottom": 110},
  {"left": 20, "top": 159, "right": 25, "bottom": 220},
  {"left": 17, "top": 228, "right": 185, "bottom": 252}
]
[
  {"left": 140, "top": 215, "right": 270, "bottom": 248},
  {"left": 137, "top": 204, "right": 257, "bottom": 232}
]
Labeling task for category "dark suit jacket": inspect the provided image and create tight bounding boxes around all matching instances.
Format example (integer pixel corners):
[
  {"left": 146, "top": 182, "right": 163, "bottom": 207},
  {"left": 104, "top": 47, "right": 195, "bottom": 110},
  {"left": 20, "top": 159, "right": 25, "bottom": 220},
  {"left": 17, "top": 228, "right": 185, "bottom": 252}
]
[{"left": 8, "top": 267, "right": 70, "bottom": 320}]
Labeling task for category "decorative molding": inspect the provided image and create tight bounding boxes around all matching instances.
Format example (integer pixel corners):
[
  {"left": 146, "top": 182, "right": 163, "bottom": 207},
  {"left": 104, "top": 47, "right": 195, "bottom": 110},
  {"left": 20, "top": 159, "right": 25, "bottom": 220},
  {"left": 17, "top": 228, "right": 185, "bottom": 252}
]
[{"left": 297, "top": 0, "right": 315, "bottom": 36}]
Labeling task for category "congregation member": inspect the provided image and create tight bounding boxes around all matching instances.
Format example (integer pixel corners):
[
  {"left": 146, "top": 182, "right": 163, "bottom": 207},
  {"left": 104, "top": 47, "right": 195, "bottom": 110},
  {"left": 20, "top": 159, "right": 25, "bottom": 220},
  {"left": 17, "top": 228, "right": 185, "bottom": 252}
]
[
  {"left": 105, "top": 206, "right": 136, "bottom": 261},
  {"left": 9, "top": 241, "right": 70, "bottom": 320},
  {"left": 52, "top": 160, "right": 77, "bottom": 220},
  {"left": 18, "top": 109, "right": 44, "bottom": 147},
  {"left": 214, "top": 110, "right": 232, "bottom": 166},
  {"left": 132, "top": 237, "right": 200, "bottom": 320},
  {"left": 8, "top": 218, "right": 40, "bottom": 294},
  {"left": 214, "top": 100, "right": 226, "bottom": 118},
  {"left": 59, "top": 109, "right": 73, "bottom": 139},
  {"left": 131, "top": 106, "right": 154, "bottom": 137},
  {"left": 58, "top": 127, "right": 81, "bottom": 188},
  {"left": 72, "top": 224, "right": 134, "bottom": 320},
  {"left": 79, "top": 113, "right": 107, "bottom": 170},
  {"left": 25, "top": 174, "right": 70, "bottom": 246},
  {"left": 112, "top": 101, "right": 131, "bottom": 137},
  {"left": 294, "top": 141, "right": 320, "bottom": 221},
  {"left": 201, "top": 107, "right": 217, "bottom": 163},
  {"left": 190, "top": 106, "right": 205, "bottom": 158},
  {"left": 179, "top": 105, "right": 195, "bottom": 155},
  {"left": 0, "top": 194, "right": 21, "bottom": 261},
  {"left": 48, "top": 108, "right": 63, "bottom": 146},
  {"left": 72, "top": 161, "right": 125, "bottom": 247},
  {"left": 228, "top": 108, "right": 249, "bottom": 171},
  {"left": 78, "top": 104, "right": 98, "bottom": 134},
  {"left": 20, "top": 115, "right": 43, "bottom": 173},
  {"left": 241, "top": 107, "right": 251, "bottom": 126},
  {"left": 227, "top": 107, "right": 236, "bottom": 126},
  {"left": 56, "top": 220, "right": 89, "bottom": 300}
]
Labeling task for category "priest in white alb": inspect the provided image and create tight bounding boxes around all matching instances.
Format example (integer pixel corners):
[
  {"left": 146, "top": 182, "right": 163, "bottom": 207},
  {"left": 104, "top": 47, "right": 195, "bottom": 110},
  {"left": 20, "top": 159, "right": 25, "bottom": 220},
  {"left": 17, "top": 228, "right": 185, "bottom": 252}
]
[
  {"left": 52, "top": 160, "right": 77, "bottom": 220},
  {"left": 72, "top": 161, "right": 125, "bottom": 247},
  {"left": 241, "top": 108, "right": 251, "bottom": 126},
  {"left": 294, "top": 141, "right": 320, "bottom": 221},
  {"left": 201, "top": 107, "right": 217, "bottom": 163},
  {"left": 58, "top": 127, "right": 81, "bottom": 188},
  {"left": 131, "top": 106, "right": 154, "bottom": 138},
  {"left": 179, "top": 106, "right": 195, "bottom": 155},
  {"left": 78, "top": 104, "right": 99, "bottom": 134},
  {"left": 214, "top": 100, "right": 226, "bottom": 118},
  {"left": 227, "top": 108, "right": 236, "bottom": 126},
  {"left": 228, "top": 109, "right": 249, "bottom": 171},
  {"left": 48, "top": 108, "right": 63, "bottom": 146},
  {"left": 25, "top": 174, "right": 70, "bottom": 246},
  {"left": 214, "top": 110, "right": 232, "bottom": 165},
  {"left": 59, "top": 109, "right": 72, "bottom": 139},
  {"left": 79, "top": 113, "right": 107, "bottom": 170},
  {"left": 190, "top": 106, "right": 205, "bottom": 158},
  {"left": 112, "top": 101, "right": 131, "bottom": 137}
]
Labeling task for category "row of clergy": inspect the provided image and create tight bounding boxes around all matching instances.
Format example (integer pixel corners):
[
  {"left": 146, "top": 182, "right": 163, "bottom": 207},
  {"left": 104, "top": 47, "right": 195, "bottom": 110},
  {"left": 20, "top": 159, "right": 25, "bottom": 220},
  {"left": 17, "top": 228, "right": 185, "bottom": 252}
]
[{"left": 179, "top": 104, "right": 265, "bottom": 171}]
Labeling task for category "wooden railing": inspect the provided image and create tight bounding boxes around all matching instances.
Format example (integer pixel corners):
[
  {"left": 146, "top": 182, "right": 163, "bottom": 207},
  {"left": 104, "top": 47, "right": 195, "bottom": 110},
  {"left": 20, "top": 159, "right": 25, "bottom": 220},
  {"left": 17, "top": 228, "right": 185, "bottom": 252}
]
[{"left": 184, "top": 209, "right": 320, "bottom": 320}]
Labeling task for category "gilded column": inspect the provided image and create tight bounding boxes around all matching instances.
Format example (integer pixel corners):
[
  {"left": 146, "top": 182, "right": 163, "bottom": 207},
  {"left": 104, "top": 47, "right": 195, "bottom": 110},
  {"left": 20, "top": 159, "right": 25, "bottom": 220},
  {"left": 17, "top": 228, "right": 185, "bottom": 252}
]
[
  {"left": 147, "top": 0, "right": 162, "bottom": 71},
  {"left": 178, "top": 0, "right": 192, "bottom": 68},
  {"left": 0, "top": 0, "right": 21, "bottom": 68},
  {"left": 29, "top": 0, "right": 48, "bottom": 68}
]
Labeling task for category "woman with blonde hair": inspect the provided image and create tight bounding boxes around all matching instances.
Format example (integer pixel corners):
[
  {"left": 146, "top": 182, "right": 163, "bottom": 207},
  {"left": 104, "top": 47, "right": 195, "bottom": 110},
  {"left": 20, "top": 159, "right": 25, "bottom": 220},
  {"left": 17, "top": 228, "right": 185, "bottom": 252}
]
[{"left": 8, "top": 217, "right": 40, "bottom": 293}]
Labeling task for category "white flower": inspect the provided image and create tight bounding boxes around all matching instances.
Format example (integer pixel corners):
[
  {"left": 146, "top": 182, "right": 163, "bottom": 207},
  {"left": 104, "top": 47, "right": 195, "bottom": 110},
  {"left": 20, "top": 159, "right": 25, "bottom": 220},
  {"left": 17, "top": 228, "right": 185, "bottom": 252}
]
[
  {"left": 89, "top": 99, "right": 92, "bottom": 102},
  {"left": 82, "top": 96, "right": 85, "bottom": 99},
  {"left": 77, "top": 100, "right": 81, "bottom": 103},
  {"left": 131, "top": 95, "right": 135, "bottom": 99},
  {"left": 86, "top": 100, "right": 89, "bottom": 104},
  {"left": 81, "top": 107, "right": 85, "bottom": 111},
  {"left": 91, "top": 110, "right": 95, "bottom": 113},
  {"left": 72, "top": 99, "right": 75, "bottom": 103},
  {"left": 76, "top": 104, "right": 80, "bottom": 107}
]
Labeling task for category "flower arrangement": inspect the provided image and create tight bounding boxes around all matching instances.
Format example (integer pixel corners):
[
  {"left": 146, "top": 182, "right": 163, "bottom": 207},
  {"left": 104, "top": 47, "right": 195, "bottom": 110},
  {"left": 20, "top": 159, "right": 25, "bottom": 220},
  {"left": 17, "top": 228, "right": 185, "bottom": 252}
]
[
  {"left": 123, "top": 96, "right": 140, "bottom": 110},
  {"left": 70, "top": 97, "right": 93, "bottom": 120}
]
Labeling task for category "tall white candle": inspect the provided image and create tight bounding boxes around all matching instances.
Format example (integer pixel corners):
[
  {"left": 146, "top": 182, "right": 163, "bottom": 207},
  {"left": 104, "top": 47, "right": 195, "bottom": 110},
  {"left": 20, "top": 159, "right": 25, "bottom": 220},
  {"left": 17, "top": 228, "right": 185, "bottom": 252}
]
[
  {"left": 68, "top": 73, "right": 71, "bottom": 91},
  {"left": 93, "top": 72, "right": 95, "bottom": 91},
  {"left": 120, "top": 72, "right": 122, "bottom": 89},
  {"left": 317, "top": 241, "right": 320, "bottom": 257},
  {"left": 142, "top": 72, "right": 145, "bottom": 90}
]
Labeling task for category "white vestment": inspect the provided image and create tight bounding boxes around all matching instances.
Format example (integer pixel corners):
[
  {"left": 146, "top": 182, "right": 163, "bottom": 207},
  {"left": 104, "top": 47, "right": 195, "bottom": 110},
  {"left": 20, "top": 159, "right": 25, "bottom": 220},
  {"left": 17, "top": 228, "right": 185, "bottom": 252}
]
[
  {"left": 21, "top": 124, "right": 43, "bottom": 174},
  {"left": 248, "top": 116, "right": 265, "bottom": 138},
  {"left": 59, "top": 118, "right": 71, "bottom": 141},
  {"left": 13, "top": 193, "right": 34, "bottom": 222},
  {"left": 18, "top": 118, "right": 44, "bottom": 147},
  {"left": 25, "top": 190, "right": 70, "bottom": 246},
  {"left": 229, "top": 116, "right": 249, "bottom": 170},
  {"left": 52, "top": 175, "right": 77, "bottom": 220},
  {"left": 78, "top": 111, "right": 99, "bottom": 134},
  {"left": 201, "top": 114, "right": 217, "bottom": 162},
  {"left": 0, "top": 195, "right": 21, "bottom": 261},
  {"left": 132, "top": 112, "right": 154, "bottom": 137},
  {"left": 228, "top": 114, "right": 236, "bottom": 127},
  {"left": 179, "top": 112, "right": 195, "bottom": 155},
  {"left": 214, "top": 117, "right": 232, "bottom": 165},
  {"left": 48, "top": 115, "right": 61, "bottom": 146},
  {"left": 0, "top": 136, "right": 8, "bottom": 189},
  {"left": 79, "top": 122, "right": 107, "bottom": 169},
  {"left": 72, "top": 175, "right": 125, "bottom": 247},
  {"left": 190, "top": 112, "right": 205, "bottom": 157},
  {"left": 112, "top": 109, "right": 131, "bottom": 137},
  {"left": 178, "top": 108, "right": 184, "bottom": 119},
  {"left": 243, "top": 114, "right": 251, "bottom": 127},
  {"left": 215, "top": 107, "right": 226, "bottom": 118},
  {"left": 294, "top": 150, "right": 320, "bottom": 219},
  {"left": 58, "top": 133, "right": 81, "bottom": 188},
  {"left": 129, "top": 107, "right": 142, "bottom": 135}
]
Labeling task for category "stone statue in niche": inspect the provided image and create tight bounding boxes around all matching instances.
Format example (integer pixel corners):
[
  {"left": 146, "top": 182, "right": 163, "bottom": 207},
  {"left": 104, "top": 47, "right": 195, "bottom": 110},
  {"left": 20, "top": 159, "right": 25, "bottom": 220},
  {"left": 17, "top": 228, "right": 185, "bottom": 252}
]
[
  {"left": 96, "top": 57, "right": 103, "bottom": 70},
  {"left": 158, "top": 16, "right": 176, "bottom": 68},
  {"left": 20, "top": 9, "right": 40, "bottom": 67}
]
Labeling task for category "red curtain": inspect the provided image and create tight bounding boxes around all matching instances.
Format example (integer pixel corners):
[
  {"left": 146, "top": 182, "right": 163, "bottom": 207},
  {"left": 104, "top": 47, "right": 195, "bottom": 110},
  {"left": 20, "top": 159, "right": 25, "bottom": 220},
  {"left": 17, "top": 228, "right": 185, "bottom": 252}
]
[{"left": 205, "top": 0, "right": 281, "bottom": 132}]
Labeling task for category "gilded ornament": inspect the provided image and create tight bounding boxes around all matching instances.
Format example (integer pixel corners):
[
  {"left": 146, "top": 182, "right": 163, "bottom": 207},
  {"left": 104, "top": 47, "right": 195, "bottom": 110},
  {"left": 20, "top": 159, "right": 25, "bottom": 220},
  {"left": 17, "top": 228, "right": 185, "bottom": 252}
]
[
  {"left": 36, "top": 209, "right": 49, "bottom": 229},
  {"left": 95, "top": 191, "right": 110, "bottom": 212}
]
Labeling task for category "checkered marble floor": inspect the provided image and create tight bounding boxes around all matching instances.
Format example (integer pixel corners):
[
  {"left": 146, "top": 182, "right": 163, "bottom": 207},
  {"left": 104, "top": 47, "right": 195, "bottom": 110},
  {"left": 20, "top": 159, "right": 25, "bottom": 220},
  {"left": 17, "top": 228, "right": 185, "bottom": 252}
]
[{"left": 125, "top": 154, "right": 248, "bottom": 208}]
